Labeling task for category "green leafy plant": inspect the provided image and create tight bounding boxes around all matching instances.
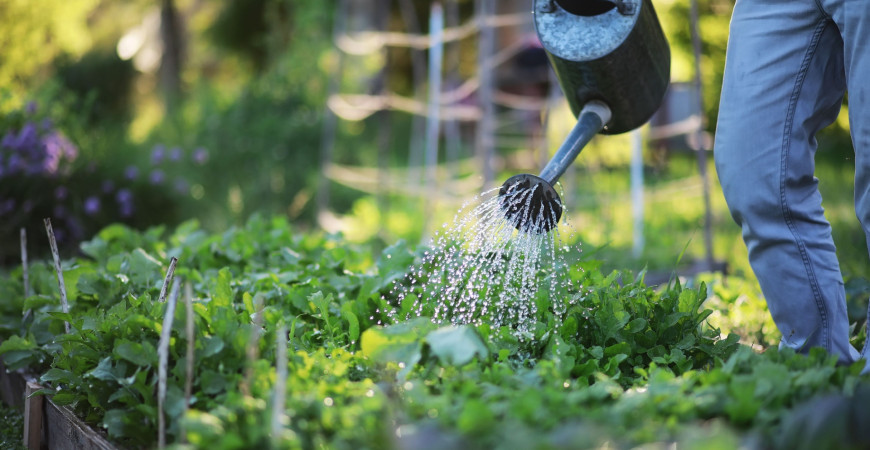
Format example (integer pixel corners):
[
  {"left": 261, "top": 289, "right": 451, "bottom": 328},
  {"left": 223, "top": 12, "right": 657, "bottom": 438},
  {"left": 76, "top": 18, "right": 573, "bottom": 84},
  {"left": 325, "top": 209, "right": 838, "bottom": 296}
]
[{"left": 0, "top": 215, "right": 866, "bottom": 449}]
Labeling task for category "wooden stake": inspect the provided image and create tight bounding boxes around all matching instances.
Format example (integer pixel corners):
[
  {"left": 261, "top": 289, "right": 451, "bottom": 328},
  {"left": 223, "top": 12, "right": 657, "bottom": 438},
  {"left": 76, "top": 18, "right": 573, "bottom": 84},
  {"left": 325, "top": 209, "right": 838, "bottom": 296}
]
[
  {"left": 21, "top": 228, "right": 32, "bottom": 323},
  {"left": 181, "top": 282, "right": 194, "bottom": 444},
  {"left": 271, "top": 324, "right": 288, "bottom": 445},
  {"left": 23, "top": 381, "right": 43, "bottom": 450},
  {"left": 43, "top": 219, "right": 69, "bottom": 334},
  {"left": 157, "top": 278, "right": 180, "bottom": 449},
  {"left": 241, "top": 294, "right": 265, "bottom": 396},
  {"left": 157, "top": 257, "right": 178, "bottom": 303}
]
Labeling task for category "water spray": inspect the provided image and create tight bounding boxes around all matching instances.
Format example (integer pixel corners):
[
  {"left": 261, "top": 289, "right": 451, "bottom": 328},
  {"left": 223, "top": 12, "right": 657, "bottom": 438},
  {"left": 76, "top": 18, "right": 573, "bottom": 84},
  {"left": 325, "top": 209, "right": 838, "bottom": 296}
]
[{"left": 499, "top": 0, "right": 670, "bottom": 234}]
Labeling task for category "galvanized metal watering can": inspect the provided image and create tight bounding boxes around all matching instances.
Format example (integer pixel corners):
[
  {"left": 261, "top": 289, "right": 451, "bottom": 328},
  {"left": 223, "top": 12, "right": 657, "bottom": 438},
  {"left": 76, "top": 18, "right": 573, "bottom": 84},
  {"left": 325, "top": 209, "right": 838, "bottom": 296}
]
[{"left": 499, "top": 0, "right": 670, "bottom": 233}]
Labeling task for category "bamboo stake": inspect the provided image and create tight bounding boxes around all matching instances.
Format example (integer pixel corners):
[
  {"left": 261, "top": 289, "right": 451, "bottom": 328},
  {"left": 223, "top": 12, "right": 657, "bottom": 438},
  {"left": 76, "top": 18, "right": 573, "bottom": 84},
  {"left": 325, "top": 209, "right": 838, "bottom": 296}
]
[
  {"left": 181, "top": 282, "right": 194, "bottom": 444},
  {"left": 43, "top": 219, "right": 69, "bottom": 334},
  {"left": 241, "top": 294, "right": 265, "bottom": 396},
  {"left": 271, "top": 324, "right": 288, "bottom": 446},
  {"left": 157, "top": 257, "right": 178, "bottom": 303},
  {"left": 157, "top": 278, "right": 180, "bottom": 449},
  {"left": 21, "top": 228, "right": 32, "bottom": 323}
]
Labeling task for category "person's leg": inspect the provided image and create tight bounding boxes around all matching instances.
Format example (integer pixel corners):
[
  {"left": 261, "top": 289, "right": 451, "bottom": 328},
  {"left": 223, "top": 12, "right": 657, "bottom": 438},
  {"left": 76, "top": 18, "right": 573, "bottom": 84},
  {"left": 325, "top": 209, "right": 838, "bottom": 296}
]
[
  {"left": 714, "top": 0, "right": 859, "bottom": 363},
  {"left": 826, "top": 0, "right": 870, "bottom": 366}
]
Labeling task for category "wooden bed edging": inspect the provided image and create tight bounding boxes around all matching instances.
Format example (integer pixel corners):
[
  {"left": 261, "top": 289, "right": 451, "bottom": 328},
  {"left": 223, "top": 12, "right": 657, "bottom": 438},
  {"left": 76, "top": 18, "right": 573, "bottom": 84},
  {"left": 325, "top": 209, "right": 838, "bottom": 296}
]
[{"left": 1, "top": 359, "right": 119, "bottom": 450}]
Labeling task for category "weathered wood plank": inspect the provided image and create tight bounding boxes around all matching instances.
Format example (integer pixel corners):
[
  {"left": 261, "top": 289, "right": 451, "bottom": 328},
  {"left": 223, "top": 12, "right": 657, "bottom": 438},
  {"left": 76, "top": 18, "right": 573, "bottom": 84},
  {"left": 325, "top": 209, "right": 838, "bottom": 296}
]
[
  {"left": 0, "top": 359, "right": 119, "bottom": 450},
  {"left": 43, "top": 400, "right": 116, "bottom": 450},
  {"left": 23, "top": 381, "right": 43, "bottom": 450}
]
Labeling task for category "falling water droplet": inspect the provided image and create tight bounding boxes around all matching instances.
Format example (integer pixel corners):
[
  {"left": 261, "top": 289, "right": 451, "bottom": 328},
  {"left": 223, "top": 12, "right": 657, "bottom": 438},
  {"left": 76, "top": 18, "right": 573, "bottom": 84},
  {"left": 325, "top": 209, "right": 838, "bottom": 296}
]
[{"left": 384, "top": 186, "right": 582, "bottom": 346}]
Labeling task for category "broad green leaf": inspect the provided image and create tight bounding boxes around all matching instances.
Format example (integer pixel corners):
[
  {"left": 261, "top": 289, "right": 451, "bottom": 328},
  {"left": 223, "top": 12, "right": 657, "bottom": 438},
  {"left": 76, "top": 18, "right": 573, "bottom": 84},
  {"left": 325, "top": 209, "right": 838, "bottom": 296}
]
[
  {"left": 113, "top": 339, "right": 157, "bottom": 367},
  {"left": 212, "top": 268, "right": 234, "bottom": 308},
  {"left": 678, "top": 289, "right": 701, "bottom": 314},
  {"left": 425, "top": 325, "right": 489, "bottom": 366},
  {"left": 127, "top": 248, "right": 164, "bottom": 286},
  {"left": 87, "top": 357, "right": 118, "bottom": 381},
  {"left": 51, "top": 392, "right": 79, "bottom": 406},
  {"left": 0, "top": 335, "right": 36, "bottom": 353},
  {"left": 40, "top": 368, "right": 78, "bottom": 384},
  {"left": 624, "top": 318, "right": 648, "bottom": 334},
  {"left": 199, "top": 369, "right": 227, "bottom": 395},
  {"left": 361, "top": 318, "right": 434, "bottom": 378},
  {"left": 103, "top": 408, "right": 129, "bottom": 439},
  {"left": 242, "top": 292, "right": 255, "bottom": 316},
  {"left": 457, "top": 399, "right": 495, "bottom": 434},
  {"left": 201, "top": 336, "right": 225, "bottom": 358}
]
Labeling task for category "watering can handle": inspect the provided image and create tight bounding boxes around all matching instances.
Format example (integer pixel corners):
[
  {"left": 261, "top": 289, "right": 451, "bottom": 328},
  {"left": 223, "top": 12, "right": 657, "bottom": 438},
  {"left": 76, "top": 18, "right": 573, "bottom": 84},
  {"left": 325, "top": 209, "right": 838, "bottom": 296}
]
[{"left": 538, "top": 100, "right": 612, "bottom": 186}]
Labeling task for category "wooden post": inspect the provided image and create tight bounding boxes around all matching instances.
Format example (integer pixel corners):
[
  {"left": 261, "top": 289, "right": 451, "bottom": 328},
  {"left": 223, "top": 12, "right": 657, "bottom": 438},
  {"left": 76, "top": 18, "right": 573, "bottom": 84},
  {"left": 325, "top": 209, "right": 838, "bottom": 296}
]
[
  {"left": 476, "top": 0, "right": 497, "bottom": 191},
  {"left": 43, "top": 218, "right": 69, "bottom": 334},
  {"left": 157, "top": 278, "right": 180, "bottom": 448},
  {"left": 23, "top": 381, "right": 43, "bottom": 450},
  {"left": 21, "top": 228, "right": 32, "bottom": 324},
  {"left": 423, "top": 2, "right": 445, "bottom": 237},
  {"left": 317, "top": 0, "right": 348, "bottom": 220},
  {"left": 399, "top": 0, "right": 427, "bottom": 189},
  {"left": 157, "top": 257, "right": 178, "bottom": 303},
  {"left": 690, "top": 0, "right": 715, "bottom": 269},
  {"left": 270, "top": 324, "right": 288, "bottom": 445}
]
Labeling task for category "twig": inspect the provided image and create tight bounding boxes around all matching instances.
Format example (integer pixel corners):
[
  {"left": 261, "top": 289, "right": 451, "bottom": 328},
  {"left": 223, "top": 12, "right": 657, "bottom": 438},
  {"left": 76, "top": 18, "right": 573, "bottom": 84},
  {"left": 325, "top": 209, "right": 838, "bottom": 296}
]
[
  {"left": 21, "top": 228, "right": 32, "bottom": 322},
  {"left": 241, "top": 294, "right": 265, "bottom": 396},
  {"left": 157, "top": 278, "right": 181, "bottom": 449},
  {"left": 43, "top": 219, "right": 69, "bottom": 334},
  {"left": 157, "top": 257, "right": 178, "bottom": 303},
  {"left": 181, "top": 282, "right": 194, "bottom": 444},
  {"left": 271, "top": 324, "right": 288, "bottom": 446}
]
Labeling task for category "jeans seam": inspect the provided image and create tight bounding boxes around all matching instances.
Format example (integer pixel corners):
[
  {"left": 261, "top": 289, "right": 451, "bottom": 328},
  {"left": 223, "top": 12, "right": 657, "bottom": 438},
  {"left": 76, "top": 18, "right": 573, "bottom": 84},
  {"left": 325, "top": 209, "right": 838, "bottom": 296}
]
[
  {"left": 780, "top": 17, "right": 832, "bottom": 352},
  {"left": 813, "top": 0, "right": 831, "bottom": 19}
]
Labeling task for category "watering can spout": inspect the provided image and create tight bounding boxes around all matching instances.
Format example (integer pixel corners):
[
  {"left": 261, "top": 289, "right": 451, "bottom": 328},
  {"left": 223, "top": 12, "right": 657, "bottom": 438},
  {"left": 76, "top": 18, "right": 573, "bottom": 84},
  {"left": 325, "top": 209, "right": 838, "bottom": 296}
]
[
  {"left": 496, "top": 0, "right": 669, "bottom": 234},
  {"left": 498, "top": 101, "right": 611, "bottom": 234}
]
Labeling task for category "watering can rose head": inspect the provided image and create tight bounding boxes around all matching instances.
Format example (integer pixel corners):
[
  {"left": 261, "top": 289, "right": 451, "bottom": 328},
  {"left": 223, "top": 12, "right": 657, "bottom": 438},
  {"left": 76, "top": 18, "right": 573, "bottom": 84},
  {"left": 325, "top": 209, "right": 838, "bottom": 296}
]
[{"left": 498, "top": 173, "right": 562, "bottom": 234}]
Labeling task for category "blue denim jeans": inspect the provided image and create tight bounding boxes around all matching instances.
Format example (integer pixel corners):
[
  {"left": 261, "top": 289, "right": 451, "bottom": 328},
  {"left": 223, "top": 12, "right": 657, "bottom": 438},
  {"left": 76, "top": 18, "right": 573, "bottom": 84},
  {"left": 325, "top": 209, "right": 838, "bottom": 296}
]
[{"left": 714, "top": 0, "right": 870, "bottom": 370}]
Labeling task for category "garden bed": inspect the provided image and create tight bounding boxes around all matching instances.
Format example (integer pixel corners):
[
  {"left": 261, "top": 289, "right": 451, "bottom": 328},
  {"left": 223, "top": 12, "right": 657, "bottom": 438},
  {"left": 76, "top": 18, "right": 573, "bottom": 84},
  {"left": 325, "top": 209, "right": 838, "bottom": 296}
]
[
  {"left": 0, "top": 215, "right": 868, "bottom": 449},
  {"left": 0, "top": 359, "right": 116, "bottom": 450}
]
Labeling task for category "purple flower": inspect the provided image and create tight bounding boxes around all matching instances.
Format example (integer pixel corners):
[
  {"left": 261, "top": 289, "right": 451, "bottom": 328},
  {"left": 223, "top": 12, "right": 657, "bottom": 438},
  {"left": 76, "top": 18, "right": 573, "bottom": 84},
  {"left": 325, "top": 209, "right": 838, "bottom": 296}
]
[
  {"left": 120, "top": 203, "right": 134, "bottom": 218},
  {"left": 101, "top": 180, "right": 115, "bottom": 193},
  {"left": 149, "top": 169, "right": 165, "bottom": 185},
  {"left": 6, "top": 154, "right": 23, "bottom": 174},
  {"left": 116, "top": 188, "right": 134, "bottom": 218},
  {"left": 40, "top": 118, "right": 53, "bottom": 131},
  {"left": 39, "top": 132, "right": 78, "bottom": 174},
  {"left": 169, "top": 147, "right": 182, "bottom": 161},
  {"left": 151, "top": 144, "right": 166, "bottom": 165},
  {"left": 1, "top": 131, "right": 15, "bottom": 149},
  {"left": 193, "top": 147, "right": 209, "bottom": 165},
  {"left": 15, "top": 123, "right": 38, "bottom": 150},
  {"left": 124, "top": 166, "right": 139, "bottom": 180},
  {"left": 25, "top": 101, "right": 37, "bottom": 115},
  {"left": 116, "top": 188, "right": 133, "bottom": 204},
  {"left": 84, "top": 196, "right": 101, "bottom": 215},
  {"left": 55, "top": 186, "right": 68, "bottom": 200},
  {"left": 173, "top": 178, "right": 189, "bottom": 194}
]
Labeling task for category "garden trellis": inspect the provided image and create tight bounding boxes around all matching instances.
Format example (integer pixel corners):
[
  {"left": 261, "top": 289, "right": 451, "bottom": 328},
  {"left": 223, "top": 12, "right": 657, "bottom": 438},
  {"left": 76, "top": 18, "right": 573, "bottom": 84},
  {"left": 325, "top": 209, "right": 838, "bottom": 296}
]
[{"left": 316, "top": 0, "right": 556, "bottom": 238}]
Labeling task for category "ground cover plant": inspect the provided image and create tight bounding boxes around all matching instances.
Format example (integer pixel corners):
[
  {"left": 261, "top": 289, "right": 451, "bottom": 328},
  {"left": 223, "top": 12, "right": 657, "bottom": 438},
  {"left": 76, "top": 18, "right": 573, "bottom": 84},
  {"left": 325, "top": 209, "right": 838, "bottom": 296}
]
[{"left": 0, "top": 215, "right": 868, "bottom": 449}]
